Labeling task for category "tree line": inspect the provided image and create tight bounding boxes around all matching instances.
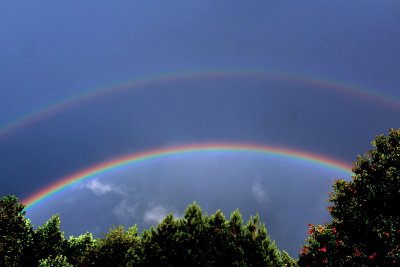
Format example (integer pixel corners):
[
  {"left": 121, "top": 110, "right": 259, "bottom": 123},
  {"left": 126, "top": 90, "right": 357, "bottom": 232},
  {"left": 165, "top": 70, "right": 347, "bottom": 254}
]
[
  {"left": 0, "top": 196, "right": 296, "bottom": 266},
  {"left": 1, "top": 129, "right": 399, "bottom": 266}
]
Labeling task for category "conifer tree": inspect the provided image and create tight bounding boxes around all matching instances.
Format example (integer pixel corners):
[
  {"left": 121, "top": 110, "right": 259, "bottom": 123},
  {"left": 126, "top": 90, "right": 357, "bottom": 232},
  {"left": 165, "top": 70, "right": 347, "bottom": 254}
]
[{"left": 141, "top": 202, "right": 285, "bottom": 266}]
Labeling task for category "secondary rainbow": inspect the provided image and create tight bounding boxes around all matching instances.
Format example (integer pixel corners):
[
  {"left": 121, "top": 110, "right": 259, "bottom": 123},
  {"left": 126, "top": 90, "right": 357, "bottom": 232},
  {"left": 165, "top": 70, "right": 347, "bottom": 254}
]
[
  {"left": 2, "top": 68, "right": 399, "bottom": 140},
  {"left": 23, "top": 143, "right": 353, "bottom": 211}
]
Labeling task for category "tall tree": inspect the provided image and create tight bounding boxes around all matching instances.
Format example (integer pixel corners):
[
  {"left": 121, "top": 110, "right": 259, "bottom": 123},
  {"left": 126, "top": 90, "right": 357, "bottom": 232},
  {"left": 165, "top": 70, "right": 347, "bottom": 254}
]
[
  {"left": 65, "top": 232, "right": 95, "bottom": 266},
  {"left": 88, "top": 226, "right": 141, "bottom": 267},
  {"left": 0, "top": 195, "right": 34, "bottom": 267},
  {"left": 299, "top": 129, "right": 400, "bottom": 266},
  {"left": 141, "top": 202, "right": 285, "bottom": 266},
  {"left": 34, "top": 215, "right": 66, "bottom": 263},
  {"left": 38, "top": 255, "right": 72, "bottom": 267}
]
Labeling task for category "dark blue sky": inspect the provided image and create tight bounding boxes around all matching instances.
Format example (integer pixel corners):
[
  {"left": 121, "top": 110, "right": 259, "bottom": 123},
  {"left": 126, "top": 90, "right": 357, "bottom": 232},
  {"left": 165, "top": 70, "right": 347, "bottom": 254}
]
[{"left": 1, "top": 0, "right": 400, "bottom": 257}]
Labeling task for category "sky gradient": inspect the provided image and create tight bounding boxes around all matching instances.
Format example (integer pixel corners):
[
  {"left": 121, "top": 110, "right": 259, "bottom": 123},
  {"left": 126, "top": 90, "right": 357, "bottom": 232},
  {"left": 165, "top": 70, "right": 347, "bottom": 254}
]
[{"left": 1, "top": 0, "right": 399, "bottom": 257}]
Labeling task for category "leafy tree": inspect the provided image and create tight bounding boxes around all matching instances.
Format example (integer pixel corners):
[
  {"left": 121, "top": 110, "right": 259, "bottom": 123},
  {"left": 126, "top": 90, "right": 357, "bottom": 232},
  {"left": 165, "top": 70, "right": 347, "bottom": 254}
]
[
  {"left": 38, "top": 255, "right": 72, "bottom": 267},
  {"left": 34, "top": 215, "right": 66, "bottom": 263},
  {"left": 0, "top": 195, "right": 34, "bottom": 266},
  {"left": 87, "top": 225, "right": 141, "bottom": 266},
  {"left": 299, "top": 129, "right": 400, "bottom": 266},
  {"left": 298, "top": 223, "right": 343, "bottom": 266},
  {"left": 281, "top": 250, "right": 298, "bottom": 267},
  {"left": 65, "top": 232, "right": 95, "bottom": 266}
]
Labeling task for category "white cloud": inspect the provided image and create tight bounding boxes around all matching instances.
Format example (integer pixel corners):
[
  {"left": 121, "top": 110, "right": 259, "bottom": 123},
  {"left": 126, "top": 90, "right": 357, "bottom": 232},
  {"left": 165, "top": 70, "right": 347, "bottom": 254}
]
[
  {"left": 252, "top": 181, "right": 268, "bottom": 203},
  {"left": 80, "top": 178, "right": 123, "bottom": 196},
  {"left": 143, "top": 205, "right": 172, "bottom": 224},
  {"left": 86, "top": 179, "right": 114, "bottom": 195}
]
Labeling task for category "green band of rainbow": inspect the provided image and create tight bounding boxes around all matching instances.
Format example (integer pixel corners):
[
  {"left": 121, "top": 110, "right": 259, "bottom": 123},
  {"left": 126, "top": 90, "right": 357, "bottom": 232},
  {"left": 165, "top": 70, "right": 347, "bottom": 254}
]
[
  {"left": 2, "top": 68, "right": 399, "bottom": 140},
  {"left": 23, "top": 143, "right": 353, "bottom": 211}
]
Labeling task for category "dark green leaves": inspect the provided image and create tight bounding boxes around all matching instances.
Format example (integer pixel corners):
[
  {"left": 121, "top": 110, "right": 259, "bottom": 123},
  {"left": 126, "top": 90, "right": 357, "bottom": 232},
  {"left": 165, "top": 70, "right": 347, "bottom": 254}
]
[
  {"left": 0, "top": 198, "right": 293, "bottom": 266},
  {"left": 0, "top": 196, "right": 34, "bottom": 267},
  {"left": 299, "top": 129, "right": 400, "bottom": 266}
]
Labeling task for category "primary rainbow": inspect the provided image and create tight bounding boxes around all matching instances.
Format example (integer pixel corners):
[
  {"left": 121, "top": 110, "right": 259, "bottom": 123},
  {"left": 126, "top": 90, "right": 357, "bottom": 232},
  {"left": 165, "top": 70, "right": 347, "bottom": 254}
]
[
  {"left": 2, "top": 68, "right": 400, "bottom": 140},
  {"left": 23, "top": 142, "right": 353, "bottom": 211}
]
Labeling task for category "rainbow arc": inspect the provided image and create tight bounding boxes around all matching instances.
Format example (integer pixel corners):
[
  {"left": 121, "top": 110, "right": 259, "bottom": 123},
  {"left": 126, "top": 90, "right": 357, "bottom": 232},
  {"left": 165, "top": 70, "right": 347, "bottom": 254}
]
[
  {"left": 23, "top": 142, "right": 353, "bottom": 211},
  {"left": 2, "top": 69, "right": 399, "bottom": 140}
]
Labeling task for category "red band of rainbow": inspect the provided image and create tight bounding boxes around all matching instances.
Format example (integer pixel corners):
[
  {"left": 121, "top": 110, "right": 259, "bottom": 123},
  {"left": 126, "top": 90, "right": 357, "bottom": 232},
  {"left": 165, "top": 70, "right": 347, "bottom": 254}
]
[
  {"left": 2, "top": 69, "right": 399, "bottom": 140},
  {"left": 23, "top": 143, "right": 353, "bottom": 211}
]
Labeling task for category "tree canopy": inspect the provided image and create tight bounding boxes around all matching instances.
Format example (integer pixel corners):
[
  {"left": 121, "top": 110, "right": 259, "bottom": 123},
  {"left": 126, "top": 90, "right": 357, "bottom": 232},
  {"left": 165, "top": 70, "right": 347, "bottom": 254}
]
[
  {"left": 0, "top": 198, "right": 293, "bottom": 266},
  {"left": 299, "top": 128, "right": 400, "bottom": 266}
]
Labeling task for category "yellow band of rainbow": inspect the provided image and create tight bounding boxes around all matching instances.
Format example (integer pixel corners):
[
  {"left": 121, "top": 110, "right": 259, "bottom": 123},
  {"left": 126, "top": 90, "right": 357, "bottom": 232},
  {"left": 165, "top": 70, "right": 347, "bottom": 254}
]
[{"left": 23, "top": 142, "right": 353, "bottom": 211}]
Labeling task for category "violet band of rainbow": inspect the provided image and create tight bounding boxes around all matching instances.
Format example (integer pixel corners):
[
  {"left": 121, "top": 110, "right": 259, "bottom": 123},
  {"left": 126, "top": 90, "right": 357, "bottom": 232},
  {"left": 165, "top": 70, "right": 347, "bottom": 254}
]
[
  {"left": 2, "top": 69, "right": 399, "bottom": 140},
  {"left": 23, "top": 142, "right": 353, "bottom": 211}
]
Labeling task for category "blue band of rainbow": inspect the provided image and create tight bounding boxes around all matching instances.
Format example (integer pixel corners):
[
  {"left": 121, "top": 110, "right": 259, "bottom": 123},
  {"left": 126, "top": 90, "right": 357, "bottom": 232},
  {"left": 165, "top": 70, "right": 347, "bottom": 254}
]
[
  {"left": 23, "top": 142, "right": 353, "bottom": 211},
  {"left": 2, "top": 69, "right": 399, "bottom": 140}
]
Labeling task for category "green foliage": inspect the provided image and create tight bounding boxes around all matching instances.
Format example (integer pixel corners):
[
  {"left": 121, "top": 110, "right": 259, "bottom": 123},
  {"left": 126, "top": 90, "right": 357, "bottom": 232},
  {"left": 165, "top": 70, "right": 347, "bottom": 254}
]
[
  {"left": 65, "top": 232, "right": 95, "bottom": 266},
  {"left": 0, "top": 196, "right": 295, "bottom": 267},
  {"left": 281, "top": 250, "right": 298, "bottom": 267},
  {"left": 34, "top": 215, "right": 66, "bottom": 262},
  {"left": 141, "top": 202, "right": 284, "bottom": 266},
  {"left": 299, "top": 128, "right": 400, "bottom": 266},
  {"left": 87, "top": 225, "right": 141, "bottom": 267},
  {"left": 241, "top": 214, "right": 283, "bottom": 266},
  {"left": 0, "top": 195, "right": 34, "bottom": 267},
  {"left": 298, "top": 224, "right": 344, "bottom": 266},
  {"left": 38, "top": 255, "right": 72, "bottom": 267}
]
